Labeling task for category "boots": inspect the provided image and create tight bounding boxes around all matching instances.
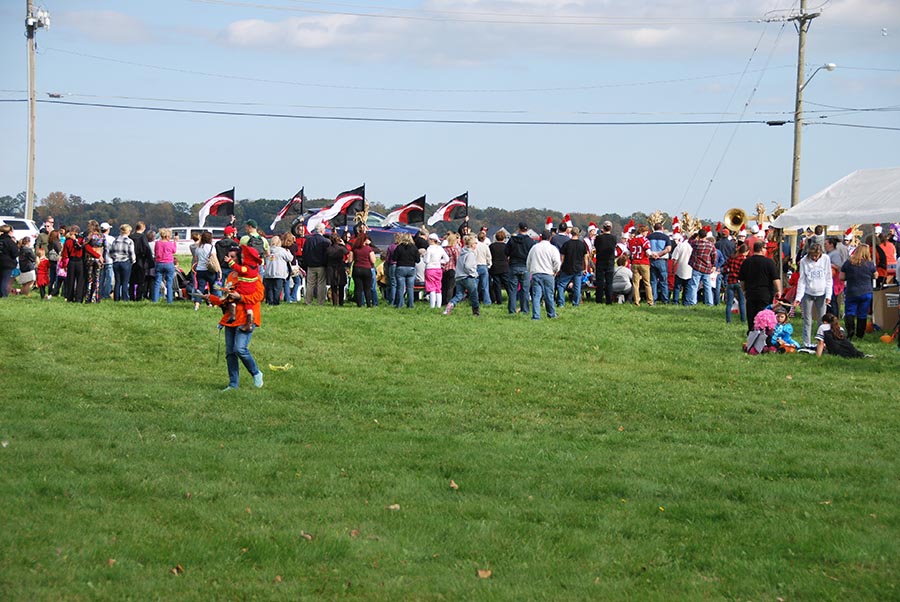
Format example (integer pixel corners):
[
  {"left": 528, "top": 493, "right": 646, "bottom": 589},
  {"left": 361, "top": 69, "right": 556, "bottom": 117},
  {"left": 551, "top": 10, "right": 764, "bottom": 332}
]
[
  {"left": 856, "top": 316, "right": 867, "bottom": 340},
  {"left": 845, "top": 316, "right": 856, "bottom": 340}
]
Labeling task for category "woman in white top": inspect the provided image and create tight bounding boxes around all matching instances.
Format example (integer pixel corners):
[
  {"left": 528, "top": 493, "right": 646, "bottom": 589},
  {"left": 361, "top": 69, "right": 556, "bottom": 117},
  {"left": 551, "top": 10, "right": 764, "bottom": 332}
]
[
  {"left": 794, "top": 243, "right": 833, "bottom": 347},
  {"left": 194, "top": 231, "right": 220, "bottom": 310},
  {"left": 423, "top": 233, "right": 449, "bottom": 308}
]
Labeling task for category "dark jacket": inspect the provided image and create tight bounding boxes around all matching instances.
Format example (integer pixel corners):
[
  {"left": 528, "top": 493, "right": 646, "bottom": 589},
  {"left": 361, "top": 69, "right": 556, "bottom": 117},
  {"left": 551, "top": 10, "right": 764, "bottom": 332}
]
[
  {"left": 302, "top": 233, "right": 329, "bottom": 268},
  {"left": 18, "top": 246, "right": 36, "bottom": 272},
  {"left": 0, "top": 233, "right": 18, "bottom": 269},
  {"left": 392, "top": 242, "right": 419, "bottom": 267},
  {"left": 489, "top": 242, "right": 509, "bottom": 275},
  {"left": 131, "top": 232, "right": 153, "bottom": 269},
  {"left": 505, "top": 233, "right": 535, "bottom": 267}
]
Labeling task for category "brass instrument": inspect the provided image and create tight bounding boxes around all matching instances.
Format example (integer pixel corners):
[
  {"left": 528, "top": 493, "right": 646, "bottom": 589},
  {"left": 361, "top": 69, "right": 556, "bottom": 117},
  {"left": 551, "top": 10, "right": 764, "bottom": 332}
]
[{"left": 724, "top": 208, "right": 747, "bottom": 233}]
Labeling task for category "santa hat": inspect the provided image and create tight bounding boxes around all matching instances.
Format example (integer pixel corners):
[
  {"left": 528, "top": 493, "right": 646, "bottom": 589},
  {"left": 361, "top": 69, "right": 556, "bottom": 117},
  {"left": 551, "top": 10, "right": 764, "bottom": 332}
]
[
  {"left": 843, "top": 227, "right": 853, "bottom": 240},
  {"left": 738, "top": 226, "right": 747, "bottom": 238},
  {"left": 588, "top": 221, "right": 598, "bottom": 232},
  {"left": 545, "top": 216, "right": 553, "bottom": 231},
  {"left": 715, "top": 221, "right": 723, "bottom": 234},
  {"left": 240, "top": 244, "right": 262, "bottom": 269},
  {"left": 625, "top": 219, "right": 635, "bottom": 233},
  {"left": 564, "top": 213, "right": 573, "bottom": 228},
  {"left": 875, "top": 223, "right": 883, "bottom": 235},
  {"left": 671, "top": 216, "right": 680, "bottom": 234}
]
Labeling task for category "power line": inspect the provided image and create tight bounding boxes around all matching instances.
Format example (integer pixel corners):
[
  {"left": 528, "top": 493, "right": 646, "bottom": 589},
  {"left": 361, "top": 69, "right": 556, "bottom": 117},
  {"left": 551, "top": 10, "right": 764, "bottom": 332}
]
[
  {"left": 188, "top": 0, "right": 762, "bottom": 26},
  {"left": 43, "top": 47, "right": 795, "bottom": 94},
  {"left": 812, "top": 122, "right": 900, "bottom": 132},
  {"left": 36, "top": 98, "right": 780, "bottom": 126}
]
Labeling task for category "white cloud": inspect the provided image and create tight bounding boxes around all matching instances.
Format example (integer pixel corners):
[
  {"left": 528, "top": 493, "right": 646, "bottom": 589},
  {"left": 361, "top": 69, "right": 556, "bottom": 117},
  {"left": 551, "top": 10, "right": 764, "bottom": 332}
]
[
  {"left": 221, "top": 15, "right": 361, "bottom": 49},
  {"left": 59, "top": 10, "right": 153, "bottom": 44}
]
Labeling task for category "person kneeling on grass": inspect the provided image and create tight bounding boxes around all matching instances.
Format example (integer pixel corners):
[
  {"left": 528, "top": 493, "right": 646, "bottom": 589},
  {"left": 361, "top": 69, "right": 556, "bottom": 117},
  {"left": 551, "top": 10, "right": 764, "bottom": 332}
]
[
  {"left": 200, "top": 244, "right": 265, "bottom": 390},
  {"left": 815, "top": 313, "right": 872, "bottom": 359}
]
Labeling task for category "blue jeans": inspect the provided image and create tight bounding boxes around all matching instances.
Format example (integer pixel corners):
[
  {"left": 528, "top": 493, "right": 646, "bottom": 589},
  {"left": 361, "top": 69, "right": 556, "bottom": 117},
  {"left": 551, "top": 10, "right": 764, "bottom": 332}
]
[
  {"left": 264, "top": 278, "right": 286, "bottom": 305},
  {"left": 650, "top": 259, "right": 669, "bottom": 304},
  {"left": 224, "top": 326, "right": 260, "bottom": 388},
  {"left": 844, "top": 293, "right": 872, "bottom": 319},
  {"left": 725, "top": 282, "right": 746, "bottom": 323},
  {"left": 196, "top": 269, "right": 219, "bottom": 298},
  {"left": 507, "top": 265, "right": 530, "bottom": 314},
  {"left": 449, "top": 276, "right": 480, "bottom": 312},
  {"left": 385, "top": 264, "right": 397, "bottom": 306},
  {"left": 152, "top": 262, "right": 175, "bottom": 303},
  {"left": 688, "top": 271, "right": 712, "bottom": 306},
  {"left": 712, "top": 272, "right": 723, "bottom": 306},
  {"left": 477, "top": 264, "right": 491, "bottom": 305},
  {"left": 113, "top": 261, "right": 132, "bottom": 301},
  {"left": 530, "top": 273, "right": 557, "bottom": 319},
  {"left": 0, "top": 268, "right": 13, "bottom": 298},
  {"left": 673, "top": 276, "right": 691, "bottom": 305},
  {"left": 556, "top": 271, "right": 583, "bottom": 307},
  {"left": 395, "top": 265, "right": 416, "bottom": 308},
  {"left": 100, "top": 264, "right": 114, "bottom": 299},
  {"left": 370, "top": 268, "right": 379, "bottom": 306}
]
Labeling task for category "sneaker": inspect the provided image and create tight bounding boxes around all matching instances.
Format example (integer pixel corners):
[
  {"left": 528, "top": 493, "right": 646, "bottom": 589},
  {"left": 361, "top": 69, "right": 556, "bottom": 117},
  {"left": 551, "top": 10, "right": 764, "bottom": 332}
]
[
  {"left": 442, "top": 302, "right": 455, "bottom": 315},
  {"left": 253, "top": 371, "right": 264, "bottom": 388},
  {"left": 221, "top": 386, "right": 237, "bottom": 392},
  {"left": 863, "top": 354, "right": 874, "bottom": 358},
  {"left": 798, "top": 348, "right": 815, "bottom": 355}
]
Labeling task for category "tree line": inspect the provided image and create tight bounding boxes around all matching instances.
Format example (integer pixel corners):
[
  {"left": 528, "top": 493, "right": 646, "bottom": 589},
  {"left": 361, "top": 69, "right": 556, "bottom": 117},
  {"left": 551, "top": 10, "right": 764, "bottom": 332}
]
[{"left": 1, "top": 191, "right": 675, "bottom": 236}]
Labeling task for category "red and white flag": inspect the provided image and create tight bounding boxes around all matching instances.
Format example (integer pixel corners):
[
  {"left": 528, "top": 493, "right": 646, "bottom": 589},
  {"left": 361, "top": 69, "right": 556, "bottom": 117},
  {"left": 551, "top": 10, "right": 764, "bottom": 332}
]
[
  {"left": 198, "top": 188, "right": 235, "bottom": 227},
  {"left": 382, "top": 195, "right": 426, "bottom": 226},
  {"left": 270, "top": 188, "right": 306, "bottom": 232},
  {"left": 427, "top": 192, "right": 468, "bottom": 226},
  {"left": 307, "top": 184, "right": 365, "bottom": 231}
]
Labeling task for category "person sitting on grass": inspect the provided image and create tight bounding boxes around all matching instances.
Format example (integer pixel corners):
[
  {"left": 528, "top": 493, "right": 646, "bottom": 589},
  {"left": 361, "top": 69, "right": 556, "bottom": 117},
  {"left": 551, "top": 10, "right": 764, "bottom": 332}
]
[
  {"left": 744, "top": 307, "right": 778, "bottom": 355},
  {"left": 772, "top": 305, "right": 800, "bottom": 352},
  {"left": 815, "top": 313, "right": 872, "bottom": 359}
]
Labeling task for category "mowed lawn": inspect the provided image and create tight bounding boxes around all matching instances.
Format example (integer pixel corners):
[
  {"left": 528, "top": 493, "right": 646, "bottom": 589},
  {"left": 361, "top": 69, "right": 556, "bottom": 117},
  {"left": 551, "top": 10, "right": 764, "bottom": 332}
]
[{"left": 1, "top": 295, "right": 897, "bottom": 601}]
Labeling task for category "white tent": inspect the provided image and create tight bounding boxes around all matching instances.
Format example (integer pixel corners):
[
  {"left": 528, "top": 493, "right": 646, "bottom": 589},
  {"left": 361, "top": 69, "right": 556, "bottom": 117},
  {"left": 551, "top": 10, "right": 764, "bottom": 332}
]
[{"left": 772, "top": 167, "right": 900, "bottom": 229}]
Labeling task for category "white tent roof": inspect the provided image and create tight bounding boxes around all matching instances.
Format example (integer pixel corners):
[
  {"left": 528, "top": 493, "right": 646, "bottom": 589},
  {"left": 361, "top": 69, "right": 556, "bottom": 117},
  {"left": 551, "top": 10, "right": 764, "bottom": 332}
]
[{"left": 772, "top": 167, "right": 900, "bottom": 229}]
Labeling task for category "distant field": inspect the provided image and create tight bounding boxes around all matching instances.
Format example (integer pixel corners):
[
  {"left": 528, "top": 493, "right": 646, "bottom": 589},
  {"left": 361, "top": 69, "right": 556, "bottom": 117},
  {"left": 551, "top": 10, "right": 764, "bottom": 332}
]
[{"left": 1, "top": 297, "right": 897, "bottom": 600}]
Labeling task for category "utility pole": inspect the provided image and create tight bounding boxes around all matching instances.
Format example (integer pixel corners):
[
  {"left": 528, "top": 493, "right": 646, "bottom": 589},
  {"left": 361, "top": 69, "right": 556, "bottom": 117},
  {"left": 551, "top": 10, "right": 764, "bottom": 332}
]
[
  {"left": 789, "top": 0, "right": 821, "bottom": 210},
  {"left": 25, "top": 0, "right": 50, "bottom": 221}
]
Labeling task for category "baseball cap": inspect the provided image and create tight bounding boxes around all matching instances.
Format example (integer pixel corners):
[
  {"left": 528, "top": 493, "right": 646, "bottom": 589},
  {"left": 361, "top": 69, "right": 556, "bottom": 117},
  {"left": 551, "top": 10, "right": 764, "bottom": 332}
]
[
  {"left": 100, "top": 222, "right": 111, "bottom": 230},
  {"left": 245, "top": 219, "right": 258, "bottom": 229},
  {"left": 428, "top": 233, "right": 440, "bottom": 241},
  {"left": 224, "top": 225, "right": 237, "bottom": 236}
]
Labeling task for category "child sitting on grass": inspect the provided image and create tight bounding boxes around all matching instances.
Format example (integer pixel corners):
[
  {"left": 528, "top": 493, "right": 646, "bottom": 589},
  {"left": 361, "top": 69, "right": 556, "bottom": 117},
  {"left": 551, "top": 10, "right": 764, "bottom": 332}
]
[
  {"left": 744, "top": 308, "right": 778, "bottom": 355},
  {"left": 815, "top": 313, "right": 872, "bottom": 358},
  {"left": 772, "top": 305, "right": 800, "bottom": 352}
]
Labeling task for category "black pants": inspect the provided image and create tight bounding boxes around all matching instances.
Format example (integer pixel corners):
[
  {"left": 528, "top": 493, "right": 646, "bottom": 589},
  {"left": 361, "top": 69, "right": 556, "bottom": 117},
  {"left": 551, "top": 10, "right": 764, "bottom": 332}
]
[
  {"left": 595, "top": 260, "right": 615, "bottom": 304},
  {"left": 441, "top": 269, "right": 456, "bottom": 305},
  {"left": 353, "top": 266, "right": 374, "bottom": 307},
  {"left": 66, "top": 259, "right": 85, "bottom": 302},
  {"left": 746, "top": 296, "right": 770, "bottom": 334},
  {"left": 490, "top": 272, "right": 508, "bottom": 305}
]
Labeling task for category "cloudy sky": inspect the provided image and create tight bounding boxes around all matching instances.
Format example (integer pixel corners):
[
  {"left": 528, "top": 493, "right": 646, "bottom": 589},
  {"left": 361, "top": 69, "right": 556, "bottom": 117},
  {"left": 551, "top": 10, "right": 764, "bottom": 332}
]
[{"left": 1, "top": 0, "right": 898, "bottom": 221}]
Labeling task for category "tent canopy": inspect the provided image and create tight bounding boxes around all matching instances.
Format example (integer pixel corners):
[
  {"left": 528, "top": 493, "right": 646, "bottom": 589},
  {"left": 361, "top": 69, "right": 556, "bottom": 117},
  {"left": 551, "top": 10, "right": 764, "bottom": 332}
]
[{"left": 772, "top": 167, "right": 900, "bottom": 229}]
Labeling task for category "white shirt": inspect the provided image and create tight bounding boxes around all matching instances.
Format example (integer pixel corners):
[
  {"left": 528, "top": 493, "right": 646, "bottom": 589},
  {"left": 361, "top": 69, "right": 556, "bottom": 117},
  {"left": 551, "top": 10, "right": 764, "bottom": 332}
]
[
  {"left": 526, "top": 240, "right": 561, "bottom": 276},
  {"left": 671, "top": 240, "right": 694, "bottom": 279}
]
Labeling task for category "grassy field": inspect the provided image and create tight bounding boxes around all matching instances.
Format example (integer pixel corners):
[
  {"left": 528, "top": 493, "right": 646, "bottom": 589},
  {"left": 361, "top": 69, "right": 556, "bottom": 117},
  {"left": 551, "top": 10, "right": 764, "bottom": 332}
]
[{"left": 1, "top": 294, "right": 897, "bottom": 601}]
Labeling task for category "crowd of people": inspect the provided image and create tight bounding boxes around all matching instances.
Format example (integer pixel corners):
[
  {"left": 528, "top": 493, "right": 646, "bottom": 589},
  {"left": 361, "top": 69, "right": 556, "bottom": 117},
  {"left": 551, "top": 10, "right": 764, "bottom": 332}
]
[{"left": 3, "top": 214, "right": 897, "bottom": 348}]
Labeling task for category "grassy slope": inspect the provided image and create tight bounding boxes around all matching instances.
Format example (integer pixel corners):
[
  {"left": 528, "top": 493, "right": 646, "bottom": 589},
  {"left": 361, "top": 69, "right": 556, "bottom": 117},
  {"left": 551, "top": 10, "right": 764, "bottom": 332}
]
[{"left": 1, "top": 298, "right": 897, "bottom": 601}]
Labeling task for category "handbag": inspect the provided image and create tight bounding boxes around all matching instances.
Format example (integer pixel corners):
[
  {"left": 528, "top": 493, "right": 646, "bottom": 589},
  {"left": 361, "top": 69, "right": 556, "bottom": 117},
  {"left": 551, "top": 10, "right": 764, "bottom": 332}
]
[{"left": 206, "top": 250, "right": 221, "bottom": 275}]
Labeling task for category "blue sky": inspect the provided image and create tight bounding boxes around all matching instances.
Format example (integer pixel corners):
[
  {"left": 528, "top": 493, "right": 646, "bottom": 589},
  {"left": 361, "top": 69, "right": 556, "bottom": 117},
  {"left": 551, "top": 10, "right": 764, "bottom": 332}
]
[{"left": 1, "top": 0, "right": 898, "bottom": 221}]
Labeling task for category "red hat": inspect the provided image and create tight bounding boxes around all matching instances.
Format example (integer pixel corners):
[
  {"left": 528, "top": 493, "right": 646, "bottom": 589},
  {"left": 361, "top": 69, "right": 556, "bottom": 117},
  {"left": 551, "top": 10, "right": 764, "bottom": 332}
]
[
  {"left": 875, "top": 223, "right": 883, "bottom": 234},
  {"left": 564, "top": 213, "right": 573, "bottom": 228},
  {"left": 224, "top": 225, "right": 237, "bottom": 236},
  {"left": 715, "top": 221, "right": 723, "bottom": 233},
  {"left": 545, "top": 216, "right": 553, "bottom": 230},
  {"left": 672, "top": 216, "right": 680, "bottom": 234},
  {"left": 588, "top": 221, "right": 598, "bottom": 231},
  {"left": 625, "top": 219, "right": 635, "bottom": 233},
  {"left": 843, "top": 227, "right": 853, "bottom": 240},
  {"left": 240, "top": 244, "right": 262, "bottom": 268},
  {"left": 703, "top": 225, "right": 712, "bottom": 233}
]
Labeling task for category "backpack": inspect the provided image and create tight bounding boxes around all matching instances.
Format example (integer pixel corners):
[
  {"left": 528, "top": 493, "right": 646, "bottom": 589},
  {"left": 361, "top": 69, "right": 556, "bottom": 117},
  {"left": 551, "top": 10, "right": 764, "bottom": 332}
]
[{"left": 246, "top": 234, "right": 268, "bottom": 260}]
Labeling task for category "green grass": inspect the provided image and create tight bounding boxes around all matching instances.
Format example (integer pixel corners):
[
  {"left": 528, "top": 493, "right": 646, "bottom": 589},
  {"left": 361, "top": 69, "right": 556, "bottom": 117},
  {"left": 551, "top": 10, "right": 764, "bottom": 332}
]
[{"left": 1, "top": 295, "right": 897, "bottom": 600}]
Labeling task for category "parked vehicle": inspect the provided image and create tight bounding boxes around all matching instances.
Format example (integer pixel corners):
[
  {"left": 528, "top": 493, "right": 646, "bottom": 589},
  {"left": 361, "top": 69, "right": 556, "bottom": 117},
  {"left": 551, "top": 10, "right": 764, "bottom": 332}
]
[
  {"left": 289, "top": 211, "right": 418, "bottom": 249},
  {"left": 167, "top": 226, "right": 227, "bottom": 255},
  {"left": 0, "top": 216, "right": 40, "bottom": 242}
]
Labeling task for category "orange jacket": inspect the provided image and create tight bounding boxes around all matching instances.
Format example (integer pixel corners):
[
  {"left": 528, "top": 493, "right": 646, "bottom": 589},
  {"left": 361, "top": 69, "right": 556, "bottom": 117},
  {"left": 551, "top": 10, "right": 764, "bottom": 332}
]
[{"left": 208, "top": 271, "right": 264, "bottom": 327}]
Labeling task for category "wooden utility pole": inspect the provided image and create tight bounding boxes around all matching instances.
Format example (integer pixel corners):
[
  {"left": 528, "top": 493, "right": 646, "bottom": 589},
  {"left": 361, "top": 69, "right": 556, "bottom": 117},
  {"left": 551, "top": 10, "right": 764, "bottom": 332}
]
[{"left": 25, "top": 0, "right": 49, "bottom": 221}]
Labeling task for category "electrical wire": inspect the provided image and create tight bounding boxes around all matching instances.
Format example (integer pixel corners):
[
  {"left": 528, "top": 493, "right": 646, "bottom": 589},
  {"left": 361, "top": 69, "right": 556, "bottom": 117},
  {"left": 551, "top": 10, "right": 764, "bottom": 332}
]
[
  {"left": 812, "top": 122, "right": 900, "bottom": 132},
  {"left": 188, "top": 0, "right": 761, "bottom": 26},
  {"left": 43, "top": 47, "right": 795, "bottom": 94},
  {"left": 35, "top": 98, "right": 779, "bottom": 126}
]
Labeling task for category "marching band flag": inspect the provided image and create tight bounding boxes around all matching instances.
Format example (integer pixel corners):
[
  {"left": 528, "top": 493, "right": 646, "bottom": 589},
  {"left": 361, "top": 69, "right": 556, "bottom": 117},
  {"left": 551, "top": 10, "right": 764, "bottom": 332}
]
[
  {"left": 426, "top": 192, "right": 468, "bottom": 226},
  {"left": 198, "top": 188, "right": 235, "bottom": 227},
  {"left": 382, "top": 195, "right": 426, "bottom": 226},
  {"left": 270, "top": 188, "right": 306, "bottom": 232},
  {"left": 306, "top": 184, "right": 365, "bottom": 231}
]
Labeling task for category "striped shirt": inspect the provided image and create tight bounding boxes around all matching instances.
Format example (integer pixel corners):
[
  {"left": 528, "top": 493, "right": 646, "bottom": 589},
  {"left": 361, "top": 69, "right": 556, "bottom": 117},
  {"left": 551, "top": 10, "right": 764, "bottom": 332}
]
[
  {"left": 722, "top": 253, "right": 746, "bottom": 285},
  {"left": 109, "top": 235, "right": 136, "bottom": 264}
]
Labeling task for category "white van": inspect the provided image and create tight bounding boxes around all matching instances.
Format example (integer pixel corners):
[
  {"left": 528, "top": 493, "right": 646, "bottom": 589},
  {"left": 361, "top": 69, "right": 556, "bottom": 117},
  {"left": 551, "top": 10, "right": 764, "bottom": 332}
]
[
  {"left": 0, "top": 216, "right": 40, "bottom": 242},
  {"left": 167, "top": 226, "right": 227, "bottom": 256}
]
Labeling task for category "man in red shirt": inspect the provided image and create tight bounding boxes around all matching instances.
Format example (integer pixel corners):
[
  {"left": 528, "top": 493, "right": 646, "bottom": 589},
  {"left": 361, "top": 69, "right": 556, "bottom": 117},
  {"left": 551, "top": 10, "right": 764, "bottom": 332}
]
[{"left": 627, "top": 224, "right": 653, "bottom": 306}]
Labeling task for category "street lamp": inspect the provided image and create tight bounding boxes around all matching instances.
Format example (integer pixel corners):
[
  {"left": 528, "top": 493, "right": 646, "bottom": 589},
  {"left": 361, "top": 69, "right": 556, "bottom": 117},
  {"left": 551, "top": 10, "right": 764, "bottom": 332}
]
[{"left": 790, "top": 61, "right": 837, "bottom": 210}]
